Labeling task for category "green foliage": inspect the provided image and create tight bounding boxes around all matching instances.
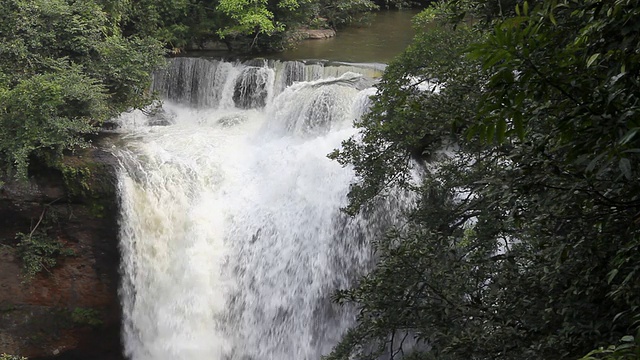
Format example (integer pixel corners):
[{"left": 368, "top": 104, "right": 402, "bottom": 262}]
[
  {"left": 110, "top": 0, "right": 387, "bottom": 51},
  {"left": 71, "top": 307, "right": 104, "bottom": 327},
  {"left": 0, "top": 0, "right": 165, "bottom": 180},
  {"left": 329, "top": 25, "right": 486, "bottom": 215},
  {"left": 60, "top": 165, "right": 93, "bottom": 198},
  {"left": 217, "top": 0, "right": 285, "bottom": 37},
  {"left": 473, "top": 0, "right": 640, "bottom": 180},
  {"left": 329, "top": 0, "right": 640, "bottom": 359},
  {"left": 120, "top": 0, "right": 226, "bottom": 49},
  {"left": 16, "top": 207, "right": 73, "bottom": 282},
  {"left": 58, "top": 161, "right": 114, "bottom": 217},
  {"left": 315, "top": 0, "right": 379, "bottom": 28},
  {"left": 0, "top": 67, "right": 104, "bottom": 179},
  {"left": 214, "top": 0, "right": 379, "bottom": 50},
  {"left": 0, "top": 355, "right": 27, "bottom": 360},
  {"left": 582, "top": 333, "right": 640, "bottom": 360}
]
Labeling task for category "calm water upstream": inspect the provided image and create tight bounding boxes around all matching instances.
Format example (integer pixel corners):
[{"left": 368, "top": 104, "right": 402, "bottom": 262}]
[{"left": 269, "top": 10, "right": 419, "bottom": 64}]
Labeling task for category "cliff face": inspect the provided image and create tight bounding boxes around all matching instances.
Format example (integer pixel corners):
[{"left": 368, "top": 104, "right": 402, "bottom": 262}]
[{"left": 0, "top": 146, "right": 123, "bottom": 360}]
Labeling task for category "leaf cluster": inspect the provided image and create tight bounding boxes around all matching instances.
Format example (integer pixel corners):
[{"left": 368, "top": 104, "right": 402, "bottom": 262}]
[
  {"left": 215, "top": 0, "right": 382, "bottom": 50},
  {"left": 0, "top": 0, "right": 165, "bottom": 179},
  {"left": 328, "top": 1, "right": 640, "bottom": 359},
  {"left": 0, "top": 355, "right": 27, "bottom": 360},
  {"left": 581, "top": 333, "right": 640, "bottom": 360},
  {"left": 16, "top": 207, "right": 74, "bottom": 282}
]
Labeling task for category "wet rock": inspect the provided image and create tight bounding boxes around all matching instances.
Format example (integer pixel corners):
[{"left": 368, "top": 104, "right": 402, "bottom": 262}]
[
  {"left": 218, "top": 114, "right": 247, "bottom": 127},
  {"left": 147, "top": 107, "right": 175, "bottom": 126},
  {"left": 0, "top": 145, "right": 123, "bottom": 359},
  {"left": 233, "top": 67, "right": 269, "bottom": 109},
  {"left": 299, "top": 29, "right": 337, "bottom": 40}
]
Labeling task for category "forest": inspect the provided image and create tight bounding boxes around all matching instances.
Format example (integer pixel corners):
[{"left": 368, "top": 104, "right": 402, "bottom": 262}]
[
  {"left": 1, "top": 0, "right": 639, "bottom": 359},
  {"left": 328, "top": 0, "right": 640, "bottom": 359}
]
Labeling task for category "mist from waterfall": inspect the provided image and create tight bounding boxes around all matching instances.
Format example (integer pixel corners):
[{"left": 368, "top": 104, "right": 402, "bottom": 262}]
[{"left": 114, "top": 58, "right": 409, "bottom": 360}]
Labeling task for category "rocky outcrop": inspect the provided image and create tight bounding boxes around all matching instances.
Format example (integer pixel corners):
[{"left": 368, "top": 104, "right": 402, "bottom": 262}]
[
  {"left": 298, "top": 29, "right": 336, "bottom": 40},
  {"left": 0, "top": 144, "right": 123, "bottom": 360}
]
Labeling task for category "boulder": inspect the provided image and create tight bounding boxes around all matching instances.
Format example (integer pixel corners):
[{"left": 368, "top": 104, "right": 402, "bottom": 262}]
[{"left": 300, "top": 29, "right": 337, "bottom": 40}]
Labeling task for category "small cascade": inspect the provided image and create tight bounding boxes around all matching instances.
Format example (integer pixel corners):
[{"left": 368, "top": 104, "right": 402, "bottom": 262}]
[
  {"left": 265, "top": 75, "right": 361, "bottom": 136},
  {"left": 233, "top": 66, "right": 273, "bottom": 109},
  {"left": 151, "top": 58, "right": 384, "bottom": 108},
  {"left": 115, "top": 58, "right": 405, "bottom": 360}
]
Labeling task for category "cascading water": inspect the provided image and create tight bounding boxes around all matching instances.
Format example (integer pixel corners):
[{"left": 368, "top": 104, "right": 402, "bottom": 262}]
[{"left": 114, "top": 58, "right": 404, "bottom": 360}]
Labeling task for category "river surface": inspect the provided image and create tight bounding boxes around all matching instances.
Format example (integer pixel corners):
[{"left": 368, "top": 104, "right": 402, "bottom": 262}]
[
  {"left": 271, "top": 10, "right": 419, "bottom": 64},
  {"left": 186, "top": 10, "right": 418, "bottom": 64}
]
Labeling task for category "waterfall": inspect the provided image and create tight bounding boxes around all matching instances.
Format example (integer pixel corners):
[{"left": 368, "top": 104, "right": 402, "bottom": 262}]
[{"left": 114, "top": 58, "right": 402, "bottom": 360}]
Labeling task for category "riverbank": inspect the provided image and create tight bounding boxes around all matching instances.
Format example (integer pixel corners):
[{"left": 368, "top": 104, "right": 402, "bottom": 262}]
[{"left": 183, "top": 10, "right": 418, "bottom": 63}]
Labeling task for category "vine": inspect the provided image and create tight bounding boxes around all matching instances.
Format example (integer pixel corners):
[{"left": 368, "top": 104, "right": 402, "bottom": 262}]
[{"left": 16, "top": 202, "right": 73, "bottom": 282}]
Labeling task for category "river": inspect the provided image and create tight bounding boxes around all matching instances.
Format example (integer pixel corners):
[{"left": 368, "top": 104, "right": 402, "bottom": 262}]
[
  {"left": 270, "top": 10, "right": 419, "bottom": 64},
  {"left": 183, "top": 10, "right": 419, "bottom": 64}
]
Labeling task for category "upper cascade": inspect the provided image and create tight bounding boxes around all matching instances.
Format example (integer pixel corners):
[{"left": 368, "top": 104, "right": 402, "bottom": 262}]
[{"left": 151, "top": 58, "right": 383, "bottom": 110}]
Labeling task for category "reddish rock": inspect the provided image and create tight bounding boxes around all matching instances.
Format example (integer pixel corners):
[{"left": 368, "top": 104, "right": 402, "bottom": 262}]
[{"left": 0, "top": 146, "right": 123, "bottom": 359}]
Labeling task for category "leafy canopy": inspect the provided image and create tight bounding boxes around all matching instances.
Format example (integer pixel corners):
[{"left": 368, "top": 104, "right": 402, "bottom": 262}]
[
  {"left": 328, "top": 0, "right": 640, "bottom": 359},
  {"left": 0, "top": 0, "right": 165, "bottom": 179}
]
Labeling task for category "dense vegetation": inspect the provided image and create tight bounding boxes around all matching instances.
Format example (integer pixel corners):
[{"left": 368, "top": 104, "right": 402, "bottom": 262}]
[
  {"left": 329, "top": 0, "right": 640, "bottom": 359},
  {"left": 0, "top": 0, "right": 166, "bottom": 179}
]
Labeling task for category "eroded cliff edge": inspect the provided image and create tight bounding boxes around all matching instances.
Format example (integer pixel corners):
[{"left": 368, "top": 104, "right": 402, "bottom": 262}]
[{"left": 0, "top": 143, "right": 123, "bottom": 360}]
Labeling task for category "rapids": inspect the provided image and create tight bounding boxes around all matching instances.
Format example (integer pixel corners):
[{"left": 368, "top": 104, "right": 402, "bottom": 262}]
[{"left": 114, "top": 58, "right": 405, "bottom": 360}]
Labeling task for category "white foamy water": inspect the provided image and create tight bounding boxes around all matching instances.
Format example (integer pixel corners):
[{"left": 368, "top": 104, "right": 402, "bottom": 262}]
[{"left": 115, "top": 58, "right": 404, "bottom": 360}]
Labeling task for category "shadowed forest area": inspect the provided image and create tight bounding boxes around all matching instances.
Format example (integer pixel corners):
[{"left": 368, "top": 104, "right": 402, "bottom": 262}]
[{"left": 328, "top": 1, "right": 640, "bottom": 359}]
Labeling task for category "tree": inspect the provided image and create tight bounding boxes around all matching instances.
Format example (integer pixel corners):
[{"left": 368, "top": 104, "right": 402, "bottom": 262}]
[
  {"left": 0, "top": 0, "right": 165, "bottom": 179},
  {"left": 217, "top": 0, "right": 293, "bottom": 38},
  {"left": 328, "top": 1, "right": 640, "bottom": 359},
  {"left": 314, "top": 0, "right": 379, "bottom": 29},
  {"left": 215, "top": 0, "right": 380, "bottom": 50}
]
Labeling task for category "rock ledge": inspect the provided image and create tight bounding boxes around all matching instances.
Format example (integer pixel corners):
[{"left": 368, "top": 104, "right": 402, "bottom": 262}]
[{"left": 0, "top": 145, "right": 123, "bottom": 360}]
